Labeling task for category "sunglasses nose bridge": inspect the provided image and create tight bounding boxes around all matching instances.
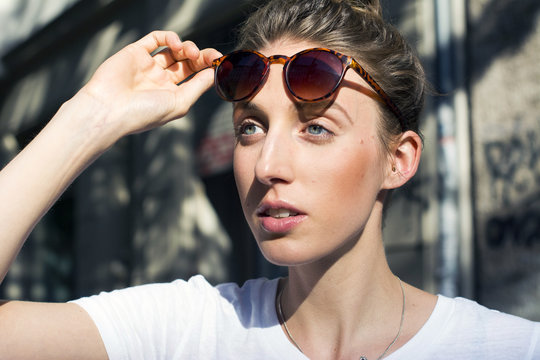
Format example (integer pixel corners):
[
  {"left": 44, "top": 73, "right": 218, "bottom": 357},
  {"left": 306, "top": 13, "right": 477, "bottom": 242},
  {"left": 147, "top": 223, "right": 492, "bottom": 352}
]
[
  {"left": 267, "top": 55, "right": 289, "bottom": 66},
  {"left": 260, "top": 55, "right": 291, "bottom": 100}
]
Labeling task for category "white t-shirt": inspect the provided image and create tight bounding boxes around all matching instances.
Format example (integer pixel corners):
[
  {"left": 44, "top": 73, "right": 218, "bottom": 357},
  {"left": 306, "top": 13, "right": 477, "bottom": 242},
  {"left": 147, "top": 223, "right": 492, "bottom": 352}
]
[{"left": 72, "top": 275, "right": 540, "bottom": 359}]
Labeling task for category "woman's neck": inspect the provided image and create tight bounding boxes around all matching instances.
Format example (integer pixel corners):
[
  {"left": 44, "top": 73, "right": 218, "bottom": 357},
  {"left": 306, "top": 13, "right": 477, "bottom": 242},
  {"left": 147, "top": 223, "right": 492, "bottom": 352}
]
[
  {"left": 279, "top": 201, "right": 407, "bottom": 359},
  {"left": 285, "top": 235, "right": 396, "bottom": 327}
]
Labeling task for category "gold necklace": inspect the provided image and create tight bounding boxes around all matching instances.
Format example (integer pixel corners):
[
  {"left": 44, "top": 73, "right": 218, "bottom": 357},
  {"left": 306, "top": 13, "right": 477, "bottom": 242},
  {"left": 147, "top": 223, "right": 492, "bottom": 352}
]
[{"left": 276, "top": 277, "right": 405, "bottom": 360}]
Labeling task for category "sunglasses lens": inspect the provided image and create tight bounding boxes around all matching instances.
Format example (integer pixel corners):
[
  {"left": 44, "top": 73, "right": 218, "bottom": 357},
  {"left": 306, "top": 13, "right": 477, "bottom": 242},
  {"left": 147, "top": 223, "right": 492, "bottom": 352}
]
[
  {"left": 215, "top": 52, "right": 267, "bottom": 101},
  {"left": 287, "top": 50, "right": 344, "bottom": 101}
]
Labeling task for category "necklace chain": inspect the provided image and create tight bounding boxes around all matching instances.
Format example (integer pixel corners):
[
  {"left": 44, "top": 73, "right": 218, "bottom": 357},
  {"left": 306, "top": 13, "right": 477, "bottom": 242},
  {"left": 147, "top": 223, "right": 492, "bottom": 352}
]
[{"left": 276, "top": 277, "right": 406, "bottom": 360}]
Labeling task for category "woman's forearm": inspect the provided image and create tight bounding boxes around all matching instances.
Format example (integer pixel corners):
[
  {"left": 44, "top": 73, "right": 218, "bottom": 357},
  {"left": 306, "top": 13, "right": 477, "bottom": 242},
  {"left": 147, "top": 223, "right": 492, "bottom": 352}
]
[{"left": 0, "top": 92, "right": 117, "bottom": 283}]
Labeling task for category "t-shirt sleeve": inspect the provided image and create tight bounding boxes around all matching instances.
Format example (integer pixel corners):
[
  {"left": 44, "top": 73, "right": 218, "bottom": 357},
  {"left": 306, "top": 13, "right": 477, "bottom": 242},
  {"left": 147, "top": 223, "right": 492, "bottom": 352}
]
[
  {"left": 70, "top": 275, "right": 215, "bottom": 360},
  {"left": 384, "top": 295, "right": 540, "bottom": 360},
  {"left": 453, "top": 297, "right": 540, "bottom": 359},
  {"left": 429, "top": 296, "right": 540, "bottom": 359}
]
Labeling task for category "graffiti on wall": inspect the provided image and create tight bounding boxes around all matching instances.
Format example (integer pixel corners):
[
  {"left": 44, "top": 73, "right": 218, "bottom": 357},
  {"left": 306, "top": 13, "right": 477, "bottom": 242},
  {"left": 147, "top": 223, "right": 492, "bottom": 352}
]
[
  {"left": 483, "top": 122, "right": 540, "bottom": 249},
  {"left": 484, "top": 127, "right": 540, "bottom": 206},
  {"left": 485, "top": 195, "right": 540, "bottom": 249}
]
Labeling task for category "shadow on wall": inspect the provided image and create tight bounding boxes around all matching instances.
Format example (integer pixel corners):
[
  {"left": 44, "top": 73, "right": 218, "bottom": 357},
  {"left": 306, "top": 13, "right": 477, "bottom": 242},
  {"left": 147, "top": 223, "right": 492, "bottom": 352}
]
[
  {"left": 469, "top": 0, "right": 540, "bottom": 82},
  {"left": 481, "top": 192, "right": 540, "bottom": 320},
  {"left": 0, "top": 0, "right": 255, "bottom": 301}
]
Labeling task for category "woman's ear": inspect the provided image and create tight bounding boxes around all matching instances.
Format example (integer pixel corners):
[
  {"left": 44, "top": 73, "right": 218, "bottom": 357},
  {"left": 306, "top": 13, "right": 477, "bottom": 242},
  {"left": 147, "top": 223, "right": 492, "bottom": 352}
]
[{"left": 382, "top": 130, "right": 423, "bottom": 190}]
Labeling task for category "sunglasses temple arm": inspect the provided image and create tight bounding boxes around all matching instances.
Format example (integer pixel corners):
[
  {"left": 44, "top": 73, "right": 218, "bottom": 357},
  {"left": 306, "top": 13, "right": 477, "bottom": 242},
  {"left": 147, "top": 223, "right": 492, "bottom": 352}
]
[
  {"left": 349, "top": 64, "right": 408, "bottom": 131},
  {"left": 175, "top": 65, "right": 214, "bottom": 86}
]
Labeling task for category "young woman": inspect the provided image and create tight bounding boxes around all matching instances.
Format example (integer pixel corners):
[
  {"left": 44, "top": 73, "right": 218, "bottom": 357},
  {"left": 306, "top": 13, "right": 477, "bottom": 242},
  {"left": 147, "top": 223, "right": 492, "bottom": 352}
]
[{"left": 0, "top": 0, "right": 538, "bottom": 359}]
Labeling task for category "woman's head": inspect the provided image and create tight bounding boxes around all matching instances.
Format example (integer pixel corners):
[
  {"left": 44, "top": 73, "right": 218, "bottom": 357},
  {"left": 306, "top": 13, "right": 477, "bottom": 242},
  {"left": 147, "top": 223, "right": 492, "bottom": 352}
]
[
  {"left": 236, "top": 0, "right": 426, "bottom": 152},
  {"left": 228, "top": 0, "right": 424, "bottom": 266}
]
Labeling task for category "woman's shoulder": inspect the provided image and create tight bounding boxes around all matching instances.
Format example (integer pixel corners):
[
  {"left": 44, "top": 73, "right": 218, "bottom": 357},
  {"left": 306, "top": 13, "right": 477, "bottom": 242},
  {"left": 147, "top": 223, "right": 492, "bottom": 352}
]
[
  {"left": 421, "top": 295, "right": 539, "bottom": 357},
  {"left": 389, "top": 292, "right": 540, "bottom": 359},
  {"left": 73, "top": 275, "right": 279, "bottom": 309},
  {"left": 216, "top": 277, "right": 279, "bottom": 300},
  {"left": 438, "top": 294, "right": 539, "bottom": 329}
]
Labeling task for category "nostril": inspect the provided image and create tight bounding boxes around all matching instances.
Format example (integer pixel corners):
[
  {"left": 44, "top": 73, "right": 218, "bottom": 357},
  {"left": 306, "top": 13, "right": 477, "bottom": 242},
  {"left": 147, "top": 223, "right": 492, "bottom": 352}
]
[
  {"left": 254, "top": 157, "right": 294, "bottom": 186},
  {"left": 253, "top": 127, "right": 295, "bottom": 185}
]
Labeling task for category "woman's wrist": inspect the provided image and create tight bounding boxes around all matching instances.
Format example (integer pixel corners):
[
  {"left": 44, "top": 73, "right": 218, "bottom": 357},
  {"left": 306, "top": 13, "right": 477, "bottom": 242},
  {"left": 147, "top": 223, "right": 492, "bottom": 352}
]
[
  {"left": 0, "top": 89, "right": 121, "bottom": 262},
  {"left": 53, "top": 87, "right": 128, "bottom": 155}
]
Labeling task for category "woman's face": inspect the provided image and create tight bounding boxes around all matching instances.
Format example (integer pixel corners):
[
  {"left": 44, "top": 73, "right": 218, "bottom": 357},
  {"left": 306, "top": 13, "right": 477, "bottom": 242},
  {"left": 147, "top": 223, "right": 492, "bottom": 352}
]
[{"left": 233, "top": 40, "right": 392, "bottom": 266}]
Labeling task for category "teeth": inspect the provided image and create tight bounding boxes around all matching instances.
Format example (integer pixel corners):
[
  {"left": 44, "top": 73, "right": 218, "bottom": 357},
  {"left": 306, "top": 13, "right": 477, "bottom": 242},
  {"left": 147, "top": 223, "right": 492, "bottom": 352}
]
[{"left": 267, "top": 208, "right": 298, "bottom": 218}]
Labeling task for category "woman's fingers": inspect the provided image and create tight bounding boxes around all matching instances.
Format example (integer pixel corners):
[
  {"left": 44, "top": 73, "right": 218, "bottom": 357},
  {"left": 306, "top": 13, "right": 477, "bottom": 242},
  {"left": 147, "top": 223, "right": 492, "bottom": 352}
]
[
  {"left": 134, "top": 30, "right": 183, "bottom": 54},
  {"left": 142, "top": 31, "right": 222, "bottom": 85},
  {"left": 164, "top": 47, "right": 222, "bottom": 116},
  {"left": 165, "top": 47, "right": 222, "bottom": 84},
  {"left": 179, "top": 47, "right": 222, "bottom": 72},
  {"left": 173, "top": 67, "right": 215, "bottom": 115},
  {"left": 83, "top": 31, "right": 222, "bottom": 133},
  {"left": 172, "top": 40, "right": 200, "bottom": 61},
  {"left": 152, "top": 40, "right": 200, "bottom": 69},
  {"left": 134, "top": 31, "right": 201, "bottom": 70},
  {"left": 202, "top": 48, "right": 223, "bottom": 66}
]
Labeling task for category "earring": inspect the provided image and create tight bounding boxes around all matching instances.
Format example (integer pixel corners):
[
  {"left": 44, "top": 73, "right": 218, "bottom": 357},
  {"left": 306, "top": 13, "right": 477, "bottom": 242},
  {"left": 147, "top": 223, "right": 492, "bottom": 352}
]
[{"left": 392, "top": 165, "right": 396, "bottom": 172}]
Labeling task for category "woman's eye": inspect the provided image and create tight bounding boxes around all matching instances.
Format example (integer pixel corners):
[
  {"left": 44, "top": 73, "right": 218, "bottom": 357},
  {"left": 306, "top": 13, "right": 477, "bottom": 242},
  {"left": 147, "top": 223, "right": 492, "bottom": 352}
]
[
  {"left": 242, "top": 124, "right": 263, "bottom": 135},
  {"left": 307, "top": 124, "right": 328, "bottom": 135},
  {"left": 236, "top": 122, "right": 264, "bottom": 137}
]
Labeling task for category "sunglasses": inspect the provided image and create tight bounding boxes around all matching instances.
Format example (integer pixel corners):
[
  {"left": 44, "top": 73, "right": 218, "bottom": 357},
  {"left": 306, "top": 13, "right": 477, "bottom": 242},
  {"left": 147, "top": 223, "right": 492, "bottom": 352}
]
[{"left": 211, "top": 48, "right": 407, "bottom": 131}]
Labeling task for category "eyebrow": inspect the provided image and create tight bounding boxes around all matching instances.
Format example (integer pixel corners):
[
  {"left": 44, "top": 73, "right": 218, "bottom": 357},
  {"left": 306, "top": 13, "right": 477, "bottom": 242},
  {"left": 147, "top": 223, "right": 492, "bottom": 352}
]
[
  {"left": 233, "top": 99, "right": 353, "bottom": 125},
  {"left": 296, "top": 100, "right": 354, "bottom": 126},
  {"left": 233, "top": 99, "right": 336, "bottom": 115},
  {"left": 233, "top": 101, "right": 261, "bottom": 113},
  {"left": 294, "top": 100, "right": 333, "bottom": 114}
]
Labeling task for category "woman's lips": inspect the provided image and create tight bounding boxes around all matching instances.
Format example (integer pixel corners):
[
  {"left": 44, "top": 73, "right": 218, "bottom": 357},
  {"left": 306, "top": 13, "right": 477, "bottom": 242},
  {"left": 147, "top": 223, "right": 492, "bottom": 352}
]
[{"left": 256, "top": 203, "right": 307, "bottom": 234}]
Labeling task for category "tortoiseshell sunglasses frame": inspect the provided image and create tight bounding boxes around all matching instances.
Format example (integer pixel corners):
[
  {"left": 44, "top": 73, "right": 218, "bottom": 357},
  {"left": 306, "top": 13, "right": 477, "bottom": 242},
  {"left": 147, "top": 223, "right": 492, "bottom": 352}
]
[{"left": 212, "top": 48, "right": 408, "bottom": 131}]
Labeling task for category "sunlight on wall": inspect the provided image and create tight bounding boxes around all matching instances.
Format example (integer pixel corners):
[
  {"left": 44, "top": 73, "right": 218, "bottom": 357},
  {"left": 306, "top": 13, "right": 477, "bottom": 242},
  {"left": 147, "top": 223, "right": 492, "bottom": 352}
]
[
  {"left": 76, "top": 22, "right": 125, "bottom": 83},
  {"left": 1, "top": 68, "right": 50, "bottom": 132},
  {"left": 0, "top": 0, "right": 79, "bottom": 56}
]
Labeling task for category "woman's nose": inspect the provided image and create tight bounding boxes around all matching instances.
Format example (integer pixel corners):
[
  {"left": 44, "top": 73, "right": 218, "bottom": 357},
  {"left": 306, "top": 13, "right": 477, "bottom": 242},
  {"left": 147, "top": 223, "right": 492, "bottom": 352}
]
[{"left": 254, "top": 128, "right": 294, "bottom": 186}]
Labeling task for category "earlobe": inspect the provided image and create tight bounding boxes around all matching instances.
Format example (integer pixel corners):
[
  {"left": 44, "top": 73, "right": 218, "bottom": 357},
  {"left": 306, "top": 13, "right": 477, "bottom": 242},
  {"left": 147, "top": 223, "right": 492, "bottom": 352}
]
[{"left": 383, "top": 131, "right": 422, "bottom": 190}]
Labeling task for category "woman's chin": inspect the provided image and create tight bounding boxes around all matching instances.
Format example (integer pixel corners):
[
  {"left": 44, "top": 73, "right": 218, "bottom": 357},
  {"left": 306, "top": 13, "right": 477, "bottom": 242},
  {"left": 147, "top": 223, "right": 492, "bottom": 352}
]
[{"left": 256, "top": 239, "right": 322, "bottom": 267}]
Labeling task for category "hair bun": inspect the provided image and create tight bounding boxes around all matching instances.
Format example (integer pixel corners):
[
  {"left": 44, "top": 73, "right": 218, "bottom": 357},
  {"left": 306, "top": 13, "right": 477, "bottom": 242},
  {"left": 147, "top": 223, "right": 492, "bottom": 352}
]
[{"left": 344, "top": 0, "right": 383, "bottom": 18}]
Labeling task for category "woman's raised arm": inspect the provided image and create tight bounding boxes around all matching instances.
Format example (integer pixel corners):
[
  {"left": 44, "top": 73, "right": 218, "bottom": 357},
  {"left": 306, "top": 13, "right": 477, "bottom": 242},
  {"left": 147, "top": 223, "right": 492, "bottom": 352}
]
[
  {"left": 0, "top": 31, "right": 220, "bottom": 358},
  {"left": 0, "top": 31, "right": 220, "bottom": 283}
]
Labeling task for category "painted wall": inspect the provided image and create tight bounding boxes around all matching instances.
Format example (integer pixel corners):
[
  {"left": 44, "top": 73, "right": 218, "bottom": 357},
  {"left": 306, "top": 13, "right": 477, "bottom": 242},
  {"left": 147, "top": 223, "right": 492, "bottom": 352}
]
[{"left": 468, "top": 0, "right": 540, "bottom": 319}]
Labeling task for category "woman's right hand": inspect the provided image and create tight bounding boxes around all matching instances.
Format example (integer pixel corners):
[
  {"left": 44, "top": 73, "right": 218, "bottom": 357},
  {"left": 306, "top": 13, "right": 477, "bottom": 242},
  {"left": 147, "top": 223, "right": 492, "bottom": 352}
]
[{"left": 78, "top": 30, "right": 222, "bottom": 143}]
